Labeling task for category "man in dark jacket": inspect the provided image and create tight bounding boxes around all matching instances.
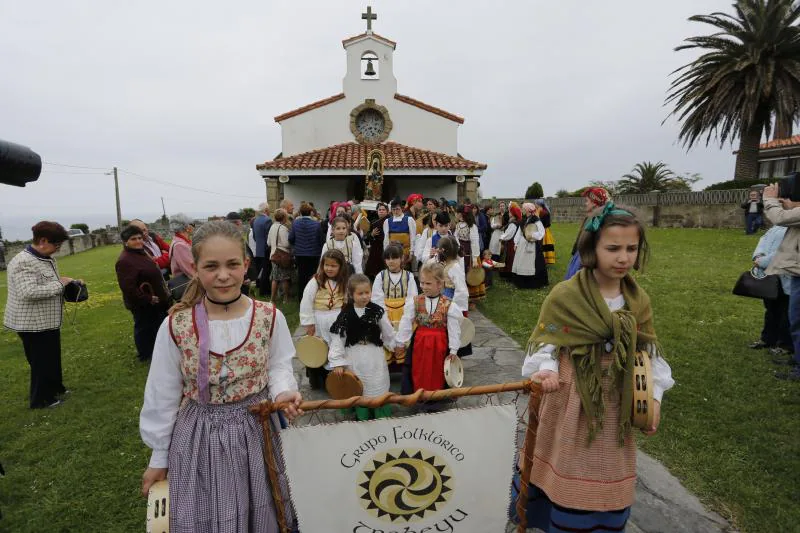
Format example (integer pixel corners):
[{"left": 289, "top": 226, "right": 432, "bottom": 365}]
[
  {"left": 252, "top": 203, "right": 273, "bottom": 295},
  {"left": 741, "top": 189, "right": 764, "bottom": 234},
  {"left": 289, "top": 202, "right": 323, "bottom": 301},
  {"left": 115, "top": 225, "right": 171, "bottom": 361}
]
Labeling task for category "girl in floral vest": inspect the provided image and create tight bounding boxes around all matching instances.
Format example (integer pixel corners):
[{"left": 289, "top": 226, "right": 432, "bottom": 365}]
[
  {"left": 300, "top": 249, "right": 350, "bottom": 389},
  {"left": 140, "top": 221, "right": 302, "bottom": 532},
  {"left": 511, "top": 204, "right": 674, "bottom": 532}
]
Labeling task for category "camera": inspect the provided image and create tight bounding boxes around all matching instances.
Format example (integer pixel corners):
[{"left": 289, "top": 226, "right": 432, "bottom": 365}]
[
  {"left": 0, "top": 139, "right": 42, "bottom": 187},
  {"left": 777, "top": 171, "right": 800, "bottom": 201}
]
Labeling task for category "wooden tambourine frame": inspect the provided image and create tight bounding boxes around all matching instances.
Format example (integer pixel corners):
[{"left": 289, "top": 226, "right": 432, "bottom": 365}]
[
  {"left": 631, "top": 349, "right": 655, "bottom": 429},
  {"left": 146, "top": 480, "right": 170, "bottom": 533}
]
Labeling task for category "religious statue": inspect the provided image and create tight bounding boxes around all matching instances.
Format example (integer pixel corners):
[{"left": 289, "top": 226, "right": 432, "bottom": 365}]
[{"left": 365, "top": 149, "right": 385, "bottom": 201}]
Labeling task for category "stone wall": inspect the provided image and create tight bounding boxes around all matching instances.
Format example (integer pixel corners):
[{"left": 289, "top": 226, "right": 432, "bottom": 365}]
[
  {"left": 489, "top": 189, "right": 753, "bottom": 229},
  {"left": 1, "top": 232, "right": 118, "bottom": 269}
]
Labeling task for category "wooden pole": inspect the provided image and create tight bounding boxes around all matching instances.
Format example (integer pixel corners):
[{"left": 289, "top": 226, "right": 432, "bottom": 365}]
[
  {"left": 250, "top": 380, "right": 533, "bottom": 416},
  {"left": 113, "top": 166, "right": 122, "bottom": 229},
  {"left": 259, "top": 405, "right": 290, "bottom": 533},
  {"left": 516, "top": 380, "right": 543, "bottom": 533}
]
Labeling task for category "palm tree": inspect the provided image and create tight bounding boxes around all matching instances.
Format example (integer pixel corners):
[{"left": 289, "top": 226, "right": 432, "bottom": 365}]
[
  {"left": 618, "top": 162, "right": 678, "bottom": 194},
  {"left": 665, "top": 0, "right": 800, "bottom": 181}
]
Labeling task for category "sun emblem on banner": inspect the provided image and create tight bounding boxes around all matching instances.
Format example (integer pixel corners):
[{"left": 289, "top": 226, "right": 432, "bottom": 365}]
[{"left": 357, "top": 448, "right": 453, "bottom": 522}]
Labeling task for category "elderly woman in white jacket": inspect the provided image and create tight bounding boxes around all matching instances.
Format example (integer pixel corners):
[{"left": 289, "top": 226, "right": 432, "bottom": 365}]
[{"left": 3, "top": 221, "right": 74, "bottom": 408}]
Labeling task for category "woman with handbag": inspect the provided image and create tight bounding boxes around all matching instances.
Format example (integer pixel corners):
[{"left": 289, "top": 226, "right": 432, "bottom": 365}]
[
  {"left": 268, "top": 208, "right": 293, "bottom": 303},
  {"left": 3, "top": 221, "right": 73, "bottom": 408}
]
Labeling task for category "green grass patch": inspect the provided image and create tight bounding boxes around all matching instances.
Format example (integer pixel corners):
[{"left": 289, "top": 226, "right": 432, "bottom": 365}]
[
  {"left": 0, "top": 246, "right": 298, "bottom": 532},
  {"left": 478, "top": 224, "right": 800, "bottom": 533}
]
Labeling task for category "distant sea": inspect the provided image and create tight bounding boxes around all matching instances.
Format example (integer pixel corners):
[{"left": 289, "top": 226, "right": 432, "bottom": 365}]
[{"left": 0, "top": 212, "right": 210, "bottom": 241}]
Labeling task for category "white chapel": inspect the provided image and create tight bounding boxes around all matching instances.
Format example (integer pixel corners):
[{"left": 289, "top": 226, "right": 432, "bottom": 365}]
[{"left": 257, "top": 6, "right": 487, "bottom": 211}]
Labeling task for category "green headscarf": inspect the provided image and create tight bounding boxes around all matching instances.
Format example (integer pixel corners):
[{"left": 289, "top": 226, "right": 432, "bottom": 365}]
[{"left": 528, "top": 268, "right": 658, "bottom": 444}]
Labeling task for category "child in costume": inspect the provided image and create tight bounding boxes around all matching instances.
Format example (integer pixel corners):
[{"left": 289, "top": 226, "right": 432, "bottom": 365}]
[
  {"left": 437, "top": 236, "right": 472, "bottom": 356},
  {"left": 300, "top": 249, "right": 350, "bottom": 389},
  {"left": 481, "top": 249, "right": 504, "bottom": 288},
  {"left": 321, "top": 216, "right": 363, "bottom": 275},
  {"left": 383, "top": 198, "right": 417, "bottom": 263},
  {"left": 395, "top": 262, "right": 462, "bottom": 396},
  {"left": 512, "top": 203, "right": 674, "bottom": 532},
  {"left": 421, "top": 211, "right": 454, "bottom": 266},
  {"left": 455, "top": 205, "right": 485, "bottom": 302},
  {"left": 140, "top": 221, "right": 302, "bottom": 531},
  {"left": 372, "top": 243, "right": 418, "bottom": 365},
  {"left": 329, "top": 274, "right": 397, "bottom": 420}
]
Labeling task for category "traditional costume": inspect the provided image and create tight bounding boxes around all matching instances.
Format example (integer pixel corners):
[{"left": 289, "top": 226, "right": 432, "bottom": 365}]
[
  {"left": 444, "top": 260, "right": 472, "bottom": 357},
  {"left": 396, "top": 294, "right": 462, "bottom": 394},
  {"left": 372, "top": 268, "right": 418, "bottom": 366},
  {"left": 455, "top": 220, "right": 484, "bottom": 301},
  {"left": 499, "top": 205, "right": 522, "bottom": 279},
  {"left": 300, "top": 277, "right": 345, "bottom": 386},
  {"left": 512, "top": 206, "right": 548, "bottom": 289},
  {"left": 421, "top": 231, "right": 453, "bottom": 266},
  {"left": 565, "top": 187, "right": 611, "bottom": 280},
  {"left": 488, "top": 211, "right": 506, "bottom": 259},
  {"left": 364, "top": 215, "right": 388, "bottom": 279},
  {"left": 383, "top": 213, "right": 417, "bottom": 258},
  {"left": 321, "top": 235, "right": 363, "bottom": 275},
  {"left": 329, "top": 303, "right": 396, "bottom": 420},
  {"left": 535, "top": 199, "right": 556, "bottom": 265},
  {"left": 512, "top": 269, "right": 674, "bottom": 531},
  {"left": 140, "top": 299, "right": 297, "bottom": 531}
]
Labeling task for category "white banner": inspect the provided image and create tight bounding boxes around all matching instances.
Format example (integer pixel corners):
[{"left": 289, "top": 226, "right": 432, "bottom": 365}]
[{"left": 280, "top": 404, "right": 518, "bottom": 533}]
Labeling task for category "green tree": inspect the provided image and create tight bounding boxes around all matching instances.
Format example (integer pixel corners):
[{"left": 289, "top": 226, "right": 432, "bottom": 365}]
[
  {"left": 665, "top": 0, "right": 800, "bottom": 181},
  {"left": 618, "top": 162, "right": 682, "bottom": 194},
  {"left": 238, "top": 208, "right": 256, "bottom": 222},
  {"left": 524, "top": 182, "right": 544, "bottom": 199},
  {"left": 70, "top": 223, "right": 89, "bottom": 234}
]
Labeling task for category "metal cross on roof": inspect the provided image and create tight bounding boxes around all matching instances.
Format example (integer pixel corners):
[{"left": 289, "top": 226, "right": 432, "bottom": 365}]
[{"left": 362, "top": 6, "right": 377, "bottom": 31}]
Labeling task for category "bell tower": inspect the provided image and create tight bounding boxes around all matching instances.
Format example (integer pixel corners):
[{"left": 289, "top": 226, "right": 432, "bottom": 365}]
[{"left": 342, "top": 6, "right": 397, "bottom": 102}]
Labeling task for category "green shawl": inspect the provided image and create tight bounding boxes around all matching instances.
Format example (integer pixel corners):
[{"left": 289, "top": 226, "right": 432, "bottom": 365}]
[{"left": 528, "top": 268, "right": 658, "bottom": 444}]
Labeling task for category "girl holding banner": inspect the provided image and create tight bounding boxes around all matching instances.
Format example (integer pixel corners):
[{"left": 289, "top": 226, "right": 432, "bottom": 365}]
[
  {"left": 139, "top": 221, "right": 302, "bottom": 531},
  {"left": 513, "top": 204, "right": 674, "bottom": 532}
]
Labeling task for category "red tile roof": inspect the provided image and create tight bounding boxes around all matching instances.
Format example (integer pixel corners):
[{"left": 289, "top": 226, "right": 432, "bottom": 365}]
[
  {"left": 760, "top": 135, "right": 800, "bottom": 150},
  {"left": 341, "top": 32, "right": 397, "bottom": 49},
  {"left": 274, "top": 93, "right": 345, "bottom": 123},
  {"left": 256, "top": 142, "right": 486, "bottom": 172},
  {"left": 394, "top": 94, "right": 464, "bottom": 124}
]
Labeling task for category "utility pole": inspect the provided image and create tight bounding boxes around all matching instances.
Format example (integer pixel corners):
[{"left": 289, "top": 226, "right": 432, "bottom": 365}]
[
  {"left": 161, "top": 196, "right": 167, "bottom": 223},
  {"left": 113, "top": 167, "right": 122, "bottom": 229}
]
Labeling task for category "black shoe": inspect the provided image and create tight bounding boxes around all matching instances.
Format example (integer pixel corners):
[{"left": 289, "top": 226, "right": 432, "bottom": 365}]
[
  {"left": 775, "top": 367, "right": 800, "bottom": 381},
  {"left": 772, "top": 354, "right": 798, "bottom": 365},
  {"left": 769, "top": 346, "right": 791, "bottom": 357},
  {"left": 749, "top": 340, "right": 769, "bottom": 349}
]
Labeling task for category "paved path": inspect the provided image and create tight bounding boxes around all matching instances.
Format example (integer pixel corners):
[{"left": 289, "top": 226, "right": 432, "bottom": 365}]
[{"left": 290, "top": 310, "right": 734, "bottom": 533}]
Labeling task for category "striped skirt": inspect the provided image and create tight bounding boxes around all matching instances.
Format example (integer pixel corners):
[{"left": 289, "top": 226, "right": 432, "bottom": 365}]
[
  {"left": 168, "top": 388, "right": 295, "bottom": 533},
  {"left": 542, "top": 227, "right": 556, "bottom": 265},
  {"left": 509, "top": 470, "right": 631, "bottom": 532}
]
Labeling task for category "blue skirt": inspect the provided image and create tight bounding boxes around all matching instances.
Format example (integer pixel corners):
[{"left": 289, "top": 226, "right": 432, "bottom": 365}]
[{"left": 509, "top": 470, "right": 630, "bottom": 532}]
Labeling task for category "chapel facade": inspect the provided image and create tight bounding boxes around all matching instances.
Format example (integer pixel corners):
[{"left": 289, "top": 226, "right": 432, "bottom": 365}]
[{"left": 256, "top": 7, "right": 487, "bottom": 211}]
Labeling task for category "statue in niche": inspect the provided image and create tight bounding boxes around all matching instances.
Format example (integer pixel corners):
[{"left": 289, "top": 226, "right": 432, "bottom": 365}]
[{"left": 364, "top": 149, "right": 385, "bottom": 201}]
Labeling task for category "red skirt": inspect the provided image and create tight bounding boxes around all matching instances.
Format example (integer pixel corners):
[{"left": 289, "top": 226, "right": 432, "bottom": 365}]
[{"left": 411, "top": 326, "right": 448, "bottom": 391}]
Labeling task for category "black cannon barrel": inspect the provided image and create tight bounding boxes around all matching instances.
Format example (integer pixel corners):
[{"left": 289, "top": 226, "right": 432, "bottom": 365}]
[{"left": 0, "top": 139, "right": 42, "bottom": 187}]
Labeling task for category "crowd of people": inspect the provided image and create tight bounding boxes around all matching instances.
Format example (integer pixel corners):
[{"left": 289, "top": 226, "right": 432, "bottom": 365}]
[{"left": 5, "top": 181, "right": 799, "bottom": 531}]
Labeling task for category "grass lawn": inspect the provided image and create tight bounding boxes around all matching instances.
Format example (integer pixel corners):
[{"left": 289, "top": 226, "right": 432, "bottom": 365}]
[
  {"left": 0, "top": 228, "right": 797, "bottom": 532},
  {"left": 478, "top": 223, "right": 800, "bottom": 533}
]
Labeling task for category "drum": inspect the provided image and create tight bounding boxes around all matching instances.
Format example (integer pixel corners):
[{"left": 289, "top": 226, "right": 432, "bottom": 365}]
[
  {"left": 444, "top": 356, "right": 464, "bottom": 388},
  {"left": 459, "top": 317, "right": 475, "bottom": 348},
  {"left": 631, "top": 350, "right": 655, "bottom": 430},
  {"left": 146, "top": 480, "right": 169, "bottom": 533},
  {"left": 466, "top": 267, "right": 485, "bottom": 287},
  {"left": 325, "top": 370, "right": 364, "bottom": 400},
  {"left": 295, "top": 335, "right": 328, "bottom": 368}
]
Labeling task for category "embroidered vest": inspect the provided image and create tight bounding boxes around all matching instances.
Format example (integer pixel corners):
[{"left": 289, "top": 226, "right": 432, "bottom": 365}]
[
  {"left": 414, "top": 294, "right": 450, "bottom": 329},
  {"left": 169, "top": 301, "right": 276, "bottom": 404},
  {"left": 382, "top": 269, "right": 411, "bottom": 299},
  {"left": 313, "top": 281, "right": 344, "bottom": 311},
  {"left": 388, "top": 215, "right": 410, "bottom": 234},
  {"left": 455, "top": 222, "right": 471, "bottom": 241},
  {"left": 328, "top": 235, "right": 354, "bottom": 263}
]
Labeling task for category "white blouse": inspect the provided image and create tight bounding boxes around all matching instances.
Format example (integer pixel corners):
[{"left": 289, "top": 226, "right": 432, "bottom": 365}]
[
  {"left": 499, "top": 222, "right": 519, "bottom": 242},
  {"left": 445, "top": 262, "right": 469, "bottom": 311},
  {"left": 514, "top": 221, "right": 545, "bottom": 245},
  {"left": 521, "top": 294, "right": 675, "bottom": 402},
  {"left": 415, "top": 227, "right": 432, "bottom": 260},
  {"left": 455, "top": 222, "right": 481, "bottom": 264},
  {"left": 140, "top": 300, "right": 298, "bottom": 468},
  {"left": 395, "top": 295, "right": 463, "bottom": 355},
  {"left": 321, "top": 237, "right": 363, "bottom": 274},
  {"left": 328, "top": 307, "right": 397, "bottom": 368},
  {"left": 383, "top": 215, "right": 417, "bottom": 251},
  {"left": 371, "top": 270, "right": 418, "bottom": 308}
]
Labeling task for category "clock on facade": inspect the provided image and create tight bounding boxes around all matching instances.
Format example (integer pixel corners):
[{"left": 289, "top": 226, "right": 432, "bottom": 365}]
[{"left": 350, "top": 100, "right": 393, "bottom": 144}]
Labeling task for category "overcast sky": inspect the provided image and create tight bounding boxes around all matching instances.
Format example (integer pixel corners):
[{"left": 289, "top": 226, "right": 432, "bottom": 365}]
[{"left": 1, "top": 0, "right": 742, "bottom": 239}]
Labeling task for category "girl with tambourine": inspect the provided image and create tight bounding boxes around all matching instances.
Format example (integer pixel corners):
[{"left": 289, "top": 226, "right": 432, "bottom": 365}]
[
  {"left": 512, "top": 204, "right": 673, "bottom": 532},
  {"left": 328, "top": 274, "right": 397, "bottom": 421}
]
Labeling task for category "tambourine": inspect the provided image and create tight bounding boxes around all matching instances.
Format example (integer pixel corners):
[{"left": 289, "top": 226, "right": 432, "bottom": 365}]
[
  {"left": 325, "top": 370, "right": 364, "bottom": 400},
  {"left": 444, "top": 356, "right": 464, "bottom": 388},
  {"left": 523, "top": 224, "right": 539, "bottom": 242},
  {"left": 459, "top": 317, "right": 475, "bottom": 348},
  {"left": 359, "top": 213, "right": 371, "bottom": 234},
  {"left": 295, "top": 335, "right": 328, "bottom": 368},
  {"left": 146, "top": 480, "right": 169, "bottom": 533},
  {"left": 631, "top": 349, "right": 655, "bottom": 430},
  {"left": 466, "top": 267, "right": 485, "bottom": 287}
]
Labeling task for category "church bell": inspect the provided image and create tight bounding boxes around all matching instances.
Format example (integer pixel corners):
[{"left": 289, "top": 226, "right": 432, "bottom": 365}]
[{"left": 364, "top": 59, "right": 376, "bottom": 76}]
